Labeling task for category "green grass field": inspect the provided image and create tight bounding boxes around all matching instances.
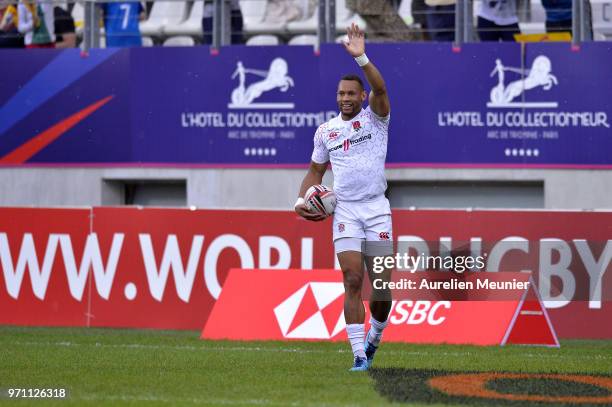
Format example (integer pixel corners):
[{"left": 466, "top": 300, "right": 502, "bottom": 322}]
[{"left": 1, "top": 326, "right": 611, "bottom": 406}]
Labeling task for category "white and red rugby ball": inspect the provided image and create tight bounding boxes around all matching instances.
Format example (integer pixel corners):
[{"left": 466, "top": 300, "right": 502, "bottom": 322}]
[{"left": 304, "top": 185, "right": 336, "bottom": 216}]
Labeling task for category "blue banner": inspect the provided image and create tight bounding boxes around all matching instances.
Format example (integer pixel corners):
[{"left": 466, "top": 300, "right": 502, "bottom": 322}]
[{"left": 0, "top": 43, "right": 610, "bottom": 167}]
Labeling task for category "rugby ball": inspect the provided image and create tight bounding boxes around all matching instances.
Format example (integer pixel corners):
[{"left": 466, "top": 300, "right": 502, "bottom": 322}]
[{"left": 304, "top": 185, "right": 336, "bottom": 216}]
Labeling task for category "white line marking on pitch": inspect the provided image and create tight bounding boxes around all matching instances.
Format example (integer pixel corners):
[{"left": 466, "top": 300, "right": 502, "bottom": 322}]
[{"left": 4, "top": 340, "right": 611, "bottom": 360}]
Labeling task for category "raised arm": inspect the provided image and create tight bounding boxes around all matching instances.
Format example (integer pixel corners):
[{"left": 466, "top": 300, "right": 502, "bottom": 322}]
[
  {"left": 342, "top": 23, "right": 390, "bottom": 118},
  {"left": 294, "top": 161, "right": 328, "bottom": 222}
]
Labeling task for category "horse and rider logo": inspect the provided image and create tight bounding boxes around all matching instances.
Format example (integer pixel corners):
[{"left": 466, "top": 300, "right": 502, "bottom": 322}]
[
  {"left": 228, "top": 58, "right": 295, "bottom": 109},
  {"left": 226, "top": 55, "right": 559, "bottom": 111},
  {"left": 488, "top": 55, "right": 558, "bottom": 109}
]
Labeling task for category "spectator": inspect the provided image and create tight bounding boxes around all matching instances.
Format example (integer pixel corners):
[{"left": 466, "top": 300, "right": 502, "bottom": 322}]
[
  {"left": 477, "top": 0, "right": 520, "bottom": 41},
  {"left": 101, "top": 1, "right": 144, "bottom": 47},
  {"left": 346, "top": 0, "right": 418, "bottom": 41},
  {"left": 542, "top": 0, "right": 593, "bottom": 37},
  {"left": 0, "top": 0, "right": 24, "bottom": 47},
  {"left": 411, "top": 0, "right": 431, "bottom": 40},
  {"left": 54, "top": 5, "right": 75, "bottom": 48},
  {"left": 17, "top": 0, "right": 55, "bottom": 48},
  {"left": 202, "top": 0, "right": 243, "bottom": 44},
  {"left": 424, "top": 0, "right": 455, "bottom": 41},
  {"left": 541, "top": 0, "right": 572, "bottom": 33}
]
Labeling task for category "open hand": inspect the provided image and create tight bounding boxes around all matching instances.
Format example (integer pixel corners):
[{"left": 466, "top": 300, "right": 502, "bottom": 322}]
[{"left": 342, "top": 23, "right": 365, "bottom": 57}]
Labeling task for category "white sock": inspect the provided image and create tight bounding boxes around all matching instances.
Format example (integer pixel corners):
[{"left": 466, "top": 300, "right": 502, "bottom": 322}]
[
  {"left": 366, "top": 316, "right": 388, "bottom": 347},
  {"left": 346, "top": 323, "right": 366, "bottom": 359}
]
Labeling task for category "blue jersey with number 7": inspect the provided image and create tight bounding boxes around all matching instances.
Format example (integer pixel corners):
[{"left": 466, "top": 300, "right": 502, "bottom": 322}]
[{"left": 102, "top": 2, "right": 143, "bottom": 47}]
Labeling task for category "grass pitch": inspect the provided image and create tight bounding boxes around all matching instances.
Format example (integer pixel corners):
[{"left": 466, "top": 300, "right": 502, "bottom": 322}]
[{"left": 1, "top": 326, "right": 611, "bottom": 406}]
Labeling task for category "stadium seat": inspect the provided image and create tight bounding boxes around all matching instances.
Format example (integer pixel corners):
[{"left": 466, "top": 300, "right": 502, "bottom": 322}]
[
  {"left": 164, "top": 0, "right": 204, "bottom": 36},
  {"left": 140, "top": 1, "right": 190, "bottom": 37},
  {"left": 246, "top": 34, "right": 280, "bottom": 45},
  {"left": 163, "top": 35, "right": 196, "bottom": 46},
  {"left": 142, "top": 36, "right": 155, "bottom": 46},
  {"left": 519, "top": 22, "right": 547, "bottom": 34},
  {"left": 240, "top": 0, "right": 285, "bottom": 35},
  {"left": 286, "top": 4, "right": 318, "bottom": 34},
  {"left": 288, "top": 34, "right": 318, "bottom": 45}
]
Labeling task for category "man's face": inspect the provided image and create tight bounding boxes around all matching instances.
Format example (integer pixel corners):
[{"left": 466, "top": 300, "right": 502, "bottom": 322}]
[{"left": 337, "top": 80, "right": 366, "bottom": 118}]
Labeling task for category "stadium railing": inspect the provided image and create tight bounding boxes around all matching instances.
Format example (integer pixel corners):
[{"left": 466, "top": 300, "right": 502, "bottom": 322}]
[{"left": 0, "top": 0, "right": 609, "bottom": 51}]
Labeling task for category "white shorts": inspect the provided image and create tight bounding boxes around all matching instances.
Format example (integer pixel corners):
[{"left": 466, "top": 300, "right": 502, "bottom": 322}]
[{"left": 333, "top": 196, "right": 393, "bottom": 255}]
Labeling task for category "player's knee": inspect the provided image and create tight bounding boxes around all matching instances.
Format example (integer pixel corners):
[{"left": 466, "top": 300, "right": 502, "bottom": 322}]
[{"left": 343, "top": 269, "right": 363, "bottom": 295}]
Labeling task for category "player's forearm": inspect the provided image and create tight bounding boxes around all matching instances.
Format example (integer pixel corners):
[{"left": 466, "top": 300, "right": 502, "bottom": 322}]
[
  {"left": 361, "top": 61, "right": 387, "bottom": 96},
  {"left": 298, "top": 169, "right": 324, "bottom": 198}
]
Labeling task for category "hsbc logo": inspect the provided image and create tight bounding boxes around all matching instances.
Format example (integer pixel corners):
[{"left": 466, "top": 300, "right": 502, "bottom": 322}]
[
  {"left": 389, "top": 301, "right": 451, "bottom": 326},
  {"left": 273, "top": 282, "right": 345, "bottom": 339}
]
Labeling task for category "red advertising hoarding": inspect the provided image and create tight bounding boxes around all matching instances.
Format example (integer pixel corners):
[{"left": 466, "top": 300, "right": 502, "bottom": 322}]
[
  {"left": 202, "top": 269, "right": 559, "bottom": 346},
  {"left": 0, "top": 207, "right": 609, "bottom": 339}
]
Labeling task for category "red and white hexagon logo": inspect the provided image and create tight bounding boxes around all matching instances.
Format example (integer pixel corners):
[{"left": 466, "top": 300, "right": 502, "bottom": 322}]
[{"left": 273, "top": 282, "right": 345, "bottom": 339}]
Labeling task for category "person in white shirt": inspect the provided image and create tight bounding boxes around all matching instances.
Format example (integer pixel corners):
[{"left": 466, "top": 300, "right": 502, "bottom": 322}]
[
  {"left": 294, "top": 23, "right": 393, "bottom": 372},
  {"left": 477, "top": 0, "right": 520, "bottom": 41},
  {"left": 18, "top": 0, "right": 55, "bottom": 48}
]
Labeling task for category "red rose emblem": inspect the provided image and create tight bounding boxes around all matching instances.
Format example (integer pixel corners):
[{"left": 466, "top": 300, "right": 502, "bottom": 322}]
[{"left": 352, "top": 121, "right": 361, "bottom": 131}]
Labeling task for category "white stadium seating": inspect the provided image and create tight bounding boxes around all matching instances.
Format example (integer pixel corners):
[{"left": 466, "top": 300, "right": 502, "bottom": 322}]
[
  {"left": 142, "top": 36, "right": 155, "bottom": 47},
  {"left": 163, "top": 35, "right": 196, "bottom": 46},
  {"left": 84, "top": 0, "right": 610, "bottom": 47},
  {"left": 140, "top": 1, "right": 190, "bottom": 36},
  {"left": 240, "top": 0, "right": 285, "bottom": 34},
  {"left": 246, "top": 34, "right": 280, "bottom": 45},
  {"left": 164, "top": 0, "right": 204, "bottom": 36},
  {"left": 286, "top": 5, "right": 318, "bottom": 33},
  {"left": 288, "top": 34, "right": 318, "bottom": 45}
]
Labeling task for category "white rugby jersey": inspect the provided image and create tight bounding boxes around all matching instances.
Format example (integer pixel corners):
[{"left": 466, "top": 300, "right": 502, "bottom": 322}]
[{"left": 311, "top": 106, "right": 389, "bottom": 202}]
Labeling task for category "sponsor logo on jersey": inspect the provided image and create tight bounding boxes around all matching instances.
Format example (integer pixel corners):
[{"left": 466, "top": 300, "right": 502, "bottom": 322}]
[
  {"left": 328, "top": 131, "right": 338, "bottom": 140},
  {"left": 338, "top": 223, "right": 345, "bottom": 232},
  {"left": 327, "top": 133, "right": 372, "bottom": 153},
  {"left": 379, "top": 232, "right": 390, "bottom": 240}
]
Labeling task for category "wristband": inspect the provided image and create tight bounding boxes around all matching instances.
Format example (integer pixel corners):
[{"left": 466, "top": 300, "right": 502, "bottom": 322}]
[
  {"left": 354, "top": 53, "right": 369, "bottom": 67},
  {"left": 294, "top": 197, "right": 305, "bottom": 209}
]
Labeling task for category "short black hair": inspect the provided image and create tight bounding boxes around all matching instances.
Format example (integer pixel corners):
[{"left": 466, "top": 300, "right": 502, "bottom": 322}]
[{"left": 340, "top": 74, "right": 364, "bottom": 90}]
